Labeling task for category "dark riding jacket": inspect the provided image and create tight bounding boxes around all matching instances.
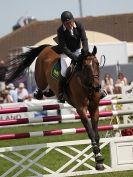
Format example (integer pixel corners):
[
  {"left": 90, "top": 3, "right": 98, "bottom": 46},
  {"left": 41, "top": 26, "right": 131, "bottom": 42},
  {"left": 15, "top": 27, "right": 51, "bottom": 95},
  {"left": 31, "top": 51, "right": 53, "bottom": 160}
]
[{"left": 57, "top": 20, "right": 89, "bottom": 61}]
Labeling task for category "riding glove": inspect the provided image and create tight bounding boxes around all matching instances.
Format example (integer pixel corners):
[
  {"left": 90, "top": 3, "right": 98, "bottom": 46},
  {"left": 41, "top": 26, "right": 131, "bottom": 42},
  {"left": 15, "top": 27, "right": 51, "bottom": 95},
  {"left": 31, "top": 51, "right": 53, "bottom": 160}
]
[
  {"left": 72, "top": 54, "right": 83, "bottom": 63},
  {"left": 77, "top": 54, "right": 84, "bottom": 61}
]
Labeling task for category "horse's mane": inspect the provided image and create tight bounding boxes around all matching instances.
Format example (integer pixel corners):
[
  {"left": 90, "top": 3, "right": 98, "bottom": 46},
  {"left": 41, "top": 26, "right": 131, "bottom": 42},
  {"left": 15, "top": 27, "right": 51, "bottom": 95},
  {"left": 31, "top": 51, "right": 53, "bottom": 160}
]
[{"left": 5, "top": 44, "right": 49, "bottom": 84}]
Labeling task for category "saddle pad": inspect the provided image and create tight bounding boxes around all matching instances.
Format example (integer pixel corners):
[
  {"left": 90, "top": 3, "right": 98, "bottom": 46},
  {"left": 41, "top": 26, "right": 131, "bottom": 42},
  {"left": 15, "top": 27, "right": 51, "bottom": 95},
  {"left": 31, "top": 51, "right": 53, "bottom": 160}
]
[{"left": 51, "top": 61, "right": 60, "bottom": 80}]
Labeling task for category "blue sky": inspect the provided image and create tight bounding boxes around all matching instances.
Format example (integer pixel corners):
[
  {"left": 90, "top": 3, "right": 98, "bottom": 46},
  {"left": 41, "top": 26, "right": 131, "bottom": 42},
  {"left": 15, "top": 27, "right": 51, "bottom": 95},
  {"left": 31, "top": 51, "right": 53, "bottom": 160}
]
[{"left": 0, "top": 0, "right": 133, "bottom": 37}]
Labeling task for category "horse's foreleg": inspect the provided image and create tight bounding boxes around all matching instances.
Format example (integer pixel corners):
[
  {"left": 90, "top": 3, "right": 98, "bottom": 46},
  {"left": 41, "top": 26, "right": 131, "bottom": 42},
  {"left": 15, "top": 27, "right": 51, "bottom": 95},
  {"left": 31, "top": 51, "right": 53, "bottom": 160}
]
[
  {"left": 90, "top": 109, "right": 100, "bottom": 146},
  {"left": 77, "top": 108, "right": 97, "bottom": 146},
  {"left": 89, "top": 106, "right": 104, "bottom": 170}
]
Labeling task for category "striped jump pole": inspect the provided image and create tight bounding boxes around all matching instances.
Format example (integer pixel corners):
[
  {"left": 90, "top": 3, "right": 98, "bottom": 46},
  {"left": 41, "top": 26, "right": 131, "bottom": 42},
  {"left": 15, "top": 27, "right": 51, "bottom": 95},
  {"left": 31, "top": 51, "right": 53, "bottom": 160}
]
[
  {"left": 0, "top": 109, "right": 133, "bottom": 126},
  {"left": 0, "top": 98, "right": 133, "bottom": 114},
  {"left": 0, "top": 123, "right": 133, "bottom": 140}
]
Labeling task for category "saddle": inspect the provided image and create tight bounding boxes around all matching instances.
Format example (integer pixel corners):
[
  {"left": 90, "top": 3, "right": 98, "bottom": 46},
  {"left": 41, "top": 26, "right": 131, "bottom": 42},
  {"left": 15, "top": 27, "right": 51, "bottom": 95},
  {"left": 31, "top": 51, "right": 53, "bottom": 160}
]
[{"left": 51, "top": 44, "right": 81, "bottom": 81}]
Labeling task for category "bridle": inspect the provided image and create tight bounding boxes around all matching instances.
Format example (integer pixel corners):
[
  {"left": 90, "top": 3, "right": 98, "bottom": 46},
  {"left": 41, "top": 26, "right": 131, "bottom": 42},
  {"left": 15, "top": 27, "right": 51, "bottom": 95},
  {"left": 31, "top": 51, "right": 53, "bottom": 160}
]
[{"left": 82, "top": 55, "right": 101, "bottom": 93}]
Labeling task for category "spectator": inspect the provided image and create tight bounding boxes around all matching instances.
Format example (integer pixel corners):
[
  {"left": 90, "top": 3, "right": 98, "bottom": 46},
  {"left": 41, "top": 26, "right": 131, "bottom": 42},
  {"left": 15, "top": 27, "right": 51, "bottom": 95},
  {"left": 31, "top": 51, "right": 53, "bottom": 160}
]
[
  {"left": 1, "top": 89, "right": 13, "bottom": 103},
  {"left": 17, "top": 82, "right": 29, "bottom": 102},
  {"left": 6, "top": 83, "right": 18, "bottom": 102},
  {"left": 0, "top": 60, "right": 6, "bottom": 92},
  {"left": 114, "top": 72, "right": 129, "bottom": 93},
  {"left": 101, "top": 73, "right": 114, "bottom": 94}
]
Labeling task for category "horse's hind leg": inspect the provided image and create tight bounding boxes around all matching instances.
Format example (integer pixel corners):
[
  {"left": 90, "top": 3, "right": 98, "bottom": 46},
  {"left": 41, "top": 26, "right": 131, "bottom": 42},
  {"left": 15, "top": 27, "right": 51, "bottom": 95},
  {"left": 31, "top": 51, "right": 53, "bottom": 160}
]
[
  {"left": 34, "top": 59, "right": 48, "bottom": 99},
  {"left": 34, "top": 75, "right": 48, "bottom": 99}
]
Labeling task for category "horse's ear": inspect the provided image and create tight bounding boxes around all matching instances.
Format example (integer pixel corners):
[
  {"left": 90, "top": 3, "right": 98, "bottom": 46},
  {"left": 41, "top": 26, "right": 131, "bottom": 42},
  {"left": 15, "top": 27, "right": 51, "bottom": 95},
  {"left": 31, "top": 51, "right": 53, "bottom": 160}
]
[{"left": 92, "top": 46, "right": 97, "bottom": 55}]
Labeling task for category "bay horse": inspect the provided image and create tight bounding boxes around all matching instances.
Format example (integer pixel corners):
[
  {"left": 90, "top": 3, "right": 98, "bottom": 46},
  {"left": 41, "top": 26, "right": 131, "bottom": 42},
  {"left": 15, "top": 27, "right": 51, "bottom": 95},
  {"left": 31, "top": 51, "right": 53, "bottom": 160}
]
[{"left": 5, "top": 44, "right": 104, "bottom": 170}]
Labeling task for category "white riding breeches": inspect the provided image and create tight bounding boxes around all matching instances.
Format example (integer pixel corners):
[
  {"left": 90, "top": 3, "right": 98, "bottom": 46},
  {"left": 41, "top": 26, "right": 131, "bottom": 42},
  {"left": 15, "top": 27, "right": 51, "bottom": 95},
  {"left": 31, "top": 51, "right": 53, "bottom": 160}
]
[{"left": 61, "top": 49, "right": 81, "bottom": 77}]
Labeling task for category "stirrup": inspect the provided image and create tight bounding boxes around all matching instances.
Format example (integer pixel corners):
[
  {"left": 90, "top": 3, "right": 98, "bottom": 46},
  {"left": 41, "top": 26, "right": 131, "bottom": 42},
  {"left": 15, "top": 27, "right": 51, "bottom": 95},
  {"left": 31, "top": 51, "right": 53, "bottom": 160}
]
[{"left": 100, "top": 89, "right": 108, "bottom": 99}]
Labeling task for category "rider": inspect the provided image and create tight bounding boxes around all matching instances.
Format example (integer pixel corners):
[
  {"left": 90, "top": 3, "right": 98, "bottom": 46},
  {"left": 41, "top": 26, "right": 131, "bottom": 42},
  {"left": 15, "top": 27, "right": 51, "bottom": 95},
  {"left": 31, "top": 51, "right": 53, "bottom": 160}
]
[{"left": 57, "top": 11, "right": 107, "bottom": 103}]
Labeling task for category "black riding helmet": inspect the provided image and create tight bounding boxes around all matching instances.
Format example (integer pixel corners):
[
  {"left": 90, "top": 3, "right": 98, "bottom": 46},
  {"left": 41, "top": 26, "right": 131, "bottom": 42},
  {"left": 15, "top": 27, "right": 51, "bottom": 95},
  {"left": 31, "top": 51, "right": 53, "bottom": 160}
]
[{"left": 61, "top": 11, "right": 74, "bottom": 22}]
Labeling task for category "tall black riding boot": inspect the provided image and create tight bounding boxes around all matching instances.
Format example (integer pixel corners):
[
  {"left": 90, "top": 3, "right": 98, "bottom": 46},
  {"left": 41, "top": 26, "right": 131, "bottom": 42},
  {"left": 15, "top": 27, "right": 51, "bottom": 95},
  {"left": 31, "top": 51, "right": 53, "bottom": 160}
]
[{"left": 58, "top": 75, "right": 66, "bottom": 103}]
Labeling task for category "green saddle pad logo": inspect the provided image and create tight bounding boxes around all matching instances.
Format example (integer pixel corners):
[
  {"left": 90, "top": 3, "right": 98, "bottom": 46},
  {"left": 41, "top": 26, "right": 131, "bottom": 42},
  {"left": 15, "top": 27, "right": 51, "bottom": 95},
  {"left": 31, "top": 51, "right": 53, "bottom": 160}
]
[{"left": 51, "top": 62, "right": 61, "bottom": 80}]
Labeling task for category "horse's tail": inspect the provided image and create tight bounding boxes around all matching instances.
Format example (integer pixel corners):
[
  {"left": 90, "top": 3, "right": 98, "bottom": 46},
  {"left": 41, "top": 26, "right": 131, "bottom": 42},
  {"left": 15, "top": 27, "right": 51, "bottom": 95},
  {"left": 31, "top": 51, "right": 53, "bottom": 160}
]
[{"left": 5, "top": 44, "right": 49, "bottom": 84}]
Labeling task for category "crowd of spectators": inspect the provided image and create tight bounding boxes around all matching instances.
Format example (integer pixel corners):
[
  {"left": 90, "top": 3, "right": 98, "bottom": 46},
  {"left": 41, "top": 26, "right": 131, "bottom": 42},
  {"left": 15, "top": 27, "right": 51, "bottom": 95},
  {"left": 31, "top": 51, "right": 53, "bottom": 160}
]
[{"left": 0, "top": 82, "right": 35, "bottom": 104}]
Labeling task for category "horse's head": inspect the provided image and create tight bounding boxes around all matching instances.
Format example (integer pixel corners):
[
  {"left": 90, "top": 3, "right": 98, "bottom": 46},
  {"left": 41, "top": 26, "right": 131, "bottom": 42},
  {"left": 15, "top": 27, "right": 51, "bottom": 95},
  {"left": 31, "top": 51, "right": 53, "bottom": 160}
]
[{"left": 81, "top": 46, "right": 100, "bottom": 93}]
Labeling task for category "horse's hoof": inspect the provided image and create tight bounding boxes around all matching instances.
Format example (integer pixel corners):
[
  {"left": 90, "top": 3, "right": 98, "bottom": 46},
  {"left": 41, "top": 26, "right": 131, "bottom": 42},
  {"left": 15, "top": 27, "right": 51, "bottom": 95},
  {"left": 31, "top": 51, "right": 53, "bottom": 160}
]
[{"left": 95, "top": 163, "right": 104, "bottom": 171}]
